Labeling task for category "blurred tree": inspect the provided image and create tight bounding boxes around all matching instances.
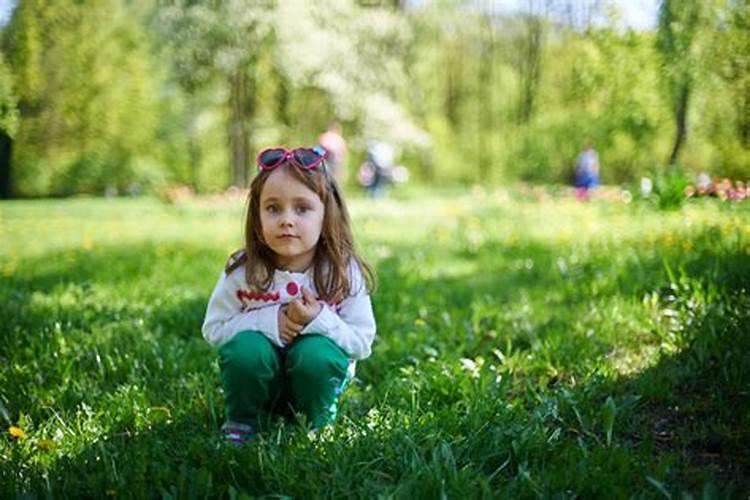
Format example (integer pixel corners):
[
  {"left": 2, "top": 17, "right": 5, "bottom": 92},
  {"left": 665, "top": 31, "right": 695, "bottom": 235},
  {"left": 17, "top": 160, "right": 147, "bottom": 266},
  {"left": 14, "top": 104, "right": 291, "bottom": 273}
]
[
  {"left": 399, "top": 8, "right": 435, "bottom": 181},
  {"left": 556, "top": 0, "right": 604, "bottom": 29},
  {"left": 154, "top": 4, "right": 215, "bottom": 190},
  {"left": 477, "top": 13, "right": 496, "bottom": 180},
  {"left": 0, "top": 0, "right": 747, "bottom": 196},
  {"left": 698, "top": 0, "right": 750, "bottom": 178},
  {"left": 4, "top": 0, "right": 159, "bottom": 195},
  {"left": 513, "top": 2, "right": 549, "bottom": 124},
  {"left": 719, "top": 0, "right": 750, "bottom": 147},
  {"left": 516, "top": 15, "right": 543, "bottom": 123},
  {"left": 274, "top": 0, "right": 428, "bottom": 152},
  {"left": 442, "top": 24, "right": 467, "bottom": 130},
  {"left": 0, "top": 52, "right": 18, "bottom": 198},
  {"left": 157, "top": 1, "right": 273, "bottom": 189},
  {"left": 656, "top": 0, "right": 706, "bottom": 165}
]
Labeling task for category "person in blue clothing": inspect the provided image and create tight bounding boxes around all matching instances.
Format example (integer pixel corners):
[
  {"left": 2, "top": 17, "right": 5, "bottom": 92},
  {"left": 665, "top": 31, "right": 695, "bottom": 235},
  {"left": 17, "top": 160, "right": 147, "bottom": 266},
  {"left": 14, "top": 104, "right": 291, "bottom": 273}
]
[
  {"left": 574, "top": 141, "right": 600, "bottom": 200},
  {"left": 358, "top": 140, "right": 395, "bottom": 198}
]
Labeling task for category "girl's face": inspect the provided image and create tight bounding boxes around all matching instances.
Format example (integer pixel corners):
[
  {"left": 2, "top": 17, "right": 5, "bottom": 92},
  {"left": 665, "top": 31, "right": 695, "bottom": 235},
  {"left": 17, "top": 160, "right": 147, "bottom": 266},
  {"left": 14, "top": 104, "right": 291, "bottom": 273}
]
[{"left": 259, "top": 167, "right": 325, "bottom": 272}]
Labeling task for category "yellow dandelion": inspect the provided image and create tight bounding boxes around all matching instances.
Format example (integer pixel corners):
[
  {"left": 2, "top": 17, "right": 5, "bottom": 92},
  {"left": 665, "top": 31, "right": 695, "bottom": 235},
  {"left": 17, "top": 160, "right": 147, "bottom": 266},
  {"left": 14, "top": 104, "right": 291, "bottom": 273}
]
[{"left": 9, "top": 426, "right": 25, "bottom": 439}]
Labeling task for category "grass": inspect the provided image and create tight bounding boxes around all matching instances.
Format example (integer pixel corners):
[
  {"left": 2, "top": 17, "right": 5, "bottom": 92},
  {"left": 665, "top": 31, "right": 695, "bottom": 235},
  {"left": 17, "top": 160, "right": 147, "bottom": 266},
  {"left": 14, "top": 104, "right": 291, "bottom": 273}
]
[{"left": 1, "top": 189, "right": 749, "bottom": 498}]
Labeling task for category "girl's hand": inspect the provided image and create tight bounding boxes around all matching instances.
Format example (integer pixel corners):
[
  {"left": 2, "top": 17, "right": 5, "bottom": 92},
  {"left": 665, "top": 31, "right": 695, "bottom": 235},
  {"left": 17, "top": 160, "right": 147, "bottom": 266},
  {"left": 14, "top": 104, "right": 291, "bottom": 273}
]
[
  {"left": 278, "top": 305, "right": 303, "bottom": 345},
  {"left": 286, "top": 287, "right": 323, "bottom": 326}
]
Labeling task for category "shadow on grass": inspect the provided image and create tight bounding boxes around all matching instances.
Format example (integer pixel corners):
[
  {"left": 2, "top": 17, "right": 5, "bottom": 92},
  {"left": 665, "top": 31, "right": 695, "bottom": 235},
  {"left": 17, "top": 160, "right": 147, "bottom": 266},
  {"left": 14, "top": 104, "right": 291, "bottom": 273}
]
[{"left": 616, "top": 317, "right": 750, "bottom": 494}]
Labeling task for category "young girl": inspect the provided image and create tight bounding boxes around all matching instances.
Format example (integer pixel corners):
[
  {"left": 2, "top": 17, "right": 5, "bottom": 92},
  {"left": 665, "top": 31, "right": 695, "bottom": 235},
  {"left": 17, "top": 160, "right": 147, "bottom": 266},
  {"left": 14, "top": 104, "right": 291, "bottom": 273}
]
[{"left": 202, "top": 146, "right": 376, "bottom": 445}]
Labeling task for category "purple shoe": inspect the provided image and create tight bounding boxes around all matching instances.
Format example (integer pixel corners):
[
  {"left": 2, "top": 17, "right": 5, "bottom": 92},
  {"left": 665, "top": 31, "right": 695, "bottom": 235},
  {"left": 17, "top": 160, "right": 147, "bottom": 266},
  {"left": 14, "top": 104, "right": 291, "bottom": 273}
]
[{"left": 222, "top": 421, "right": 254, "bottom": 446}]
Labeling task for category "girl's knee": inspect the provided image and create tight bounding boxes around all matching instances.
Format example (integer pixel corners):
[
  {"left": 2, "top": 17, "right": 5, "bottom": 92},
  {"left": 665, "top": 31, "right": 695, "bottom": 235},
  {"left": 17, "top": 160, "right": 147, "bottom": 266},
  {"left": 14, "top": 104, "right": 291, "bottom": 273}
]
[
  {"left": 286, "top": 335, "right": 348, "bottom": 380},
  {"left": 219, "top": 330, "right": 278, "bottom": 374}
]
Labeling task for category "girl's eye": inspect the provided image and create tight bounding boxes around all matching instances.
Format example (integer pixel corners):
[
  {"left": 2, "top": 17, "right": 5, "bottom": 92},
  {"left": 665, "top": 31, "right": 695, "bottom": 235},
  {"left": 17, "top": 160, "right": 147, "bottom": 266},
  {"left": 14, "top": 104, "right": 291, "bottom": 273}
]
[
  {"left": 295, "top": 205, "right": 311, "bottom": 214},
  {"left": 266, "top": 205, "right": 279, "bottom": 214}
]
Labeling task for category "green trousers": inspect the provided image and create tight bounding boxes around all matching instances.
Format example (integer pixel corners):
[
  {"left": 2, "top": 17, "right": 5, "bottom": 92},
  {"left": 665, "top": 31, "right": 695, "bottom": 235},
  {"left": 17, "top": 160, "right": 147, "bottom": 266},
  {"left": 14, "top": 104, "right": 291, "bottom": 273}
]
[{"left": 218, "top": 331, "right": 350, "bottom": 430}]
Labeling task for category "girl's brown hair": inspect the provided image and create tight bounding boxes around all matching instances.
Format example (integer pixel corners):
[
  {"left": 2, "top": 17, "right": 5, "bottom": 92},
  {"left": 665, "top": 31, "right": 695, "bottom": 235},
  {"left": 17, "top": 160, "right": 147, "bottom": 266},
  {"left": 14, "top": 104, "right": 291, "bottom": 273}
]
[{"left": 236, "top": 161, "right": 375, "bottom": 302}]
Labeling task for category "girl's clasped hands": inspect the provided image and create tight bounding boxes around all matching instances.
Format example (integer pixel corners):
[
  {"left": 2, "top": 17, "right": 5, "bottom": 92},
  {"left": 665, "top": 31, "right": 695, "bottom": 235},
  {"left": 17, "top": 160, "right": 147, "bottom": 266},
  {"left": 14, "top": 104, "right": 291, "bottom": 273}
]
[{"left": 278, "top": 286, "right": 322, "bottom": 345}]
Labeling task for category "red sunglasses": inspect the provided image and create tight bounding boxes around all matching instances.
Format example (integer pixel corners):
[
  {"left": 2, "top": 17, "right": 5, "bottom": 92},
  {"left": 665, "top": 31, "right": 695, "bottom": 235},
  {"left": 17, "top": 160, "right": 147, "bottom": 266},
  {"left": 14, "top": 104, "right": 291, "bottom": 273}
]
[{"left": 256, "top": 146, "right": 327, "bottom": 171}]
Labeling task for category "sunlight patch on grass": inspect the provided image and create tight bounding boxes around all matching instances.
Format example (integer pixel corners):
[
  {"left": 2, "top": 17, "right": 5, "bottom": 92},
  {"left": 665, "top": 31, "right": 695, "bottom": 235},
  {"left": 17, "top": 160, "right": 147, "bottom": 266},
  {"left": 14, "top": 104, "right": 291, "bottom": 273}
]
[{"left": 607, "top": 345, "right": 662, "bottom": 377}]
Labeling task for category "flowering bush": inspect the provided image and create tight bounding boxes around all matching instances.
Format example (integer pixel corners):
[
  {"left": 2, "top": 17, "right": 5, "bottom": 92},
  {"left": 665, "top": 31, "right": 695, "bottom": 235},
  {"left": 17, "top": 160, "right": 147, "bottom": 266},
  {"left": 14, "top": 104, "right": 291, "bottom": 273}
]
[{"left": 685, "top": 176, "right": 747, "bottom": 202}]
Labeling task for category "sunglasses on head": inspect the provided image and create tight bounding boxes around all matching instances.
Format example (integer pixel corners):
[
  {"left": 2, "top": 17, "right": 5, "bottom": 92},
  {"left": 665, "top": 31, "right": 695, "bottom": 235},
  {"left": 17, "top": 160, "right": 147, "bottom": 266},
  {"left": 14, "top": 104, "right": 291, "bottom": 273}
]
[{"left": 256, "top": 146, "right": 327, "bottom": 171}]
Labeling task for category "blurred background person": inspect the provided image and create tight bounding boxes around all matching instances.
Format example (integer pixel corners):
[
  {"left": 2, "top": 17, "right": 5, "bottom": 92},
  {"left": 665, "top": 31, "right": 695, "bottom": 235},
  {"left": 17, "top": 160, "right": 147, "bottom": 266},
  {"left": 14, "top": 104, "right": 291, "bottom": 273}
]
[
  {"left": 319, "top": 122, "right": 348, "bottom": 185},
  {"left": 358, "top": 140, "right": 396, "bottom": 199},
  {"left": 574, "top": 141, "right": 600, "bottom": 200}
]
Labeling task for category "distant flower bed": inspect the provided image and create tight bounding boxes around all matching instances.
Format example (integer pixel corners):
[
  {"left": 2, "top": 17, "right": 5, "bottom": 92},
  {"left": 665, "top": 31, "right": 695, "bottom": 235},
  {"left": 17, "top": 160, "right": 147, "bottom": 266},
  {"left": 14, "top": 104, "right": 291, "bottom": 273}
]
[
  {"left": 686, "top": 176, "right": 747, "bottom": 202},
  {"left": 509, "top": 175, "right": 749, "bottom": 208}
]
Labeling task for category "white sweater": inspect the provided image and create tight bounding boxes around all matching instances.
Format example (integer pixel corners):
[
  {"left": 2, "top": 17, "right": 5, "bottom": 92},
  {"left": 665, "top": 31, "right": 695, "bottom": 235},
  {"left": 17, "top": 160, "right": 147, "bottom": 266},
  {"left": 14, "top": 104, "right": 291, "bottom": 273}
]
[{"left": 201, "top": 258, "right": 376, "bottom": 360}]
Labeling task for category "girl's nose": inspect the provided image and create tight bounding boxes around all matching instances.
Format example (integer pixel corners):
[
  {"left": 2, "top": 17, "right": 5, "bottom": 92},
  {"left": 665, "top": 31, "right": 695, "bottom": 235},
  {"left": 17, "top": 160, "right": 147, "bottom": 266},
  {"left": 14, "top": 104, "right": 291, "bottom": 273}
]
[{"left": 280, "top": 213, "right": 293, "bottom": 227}]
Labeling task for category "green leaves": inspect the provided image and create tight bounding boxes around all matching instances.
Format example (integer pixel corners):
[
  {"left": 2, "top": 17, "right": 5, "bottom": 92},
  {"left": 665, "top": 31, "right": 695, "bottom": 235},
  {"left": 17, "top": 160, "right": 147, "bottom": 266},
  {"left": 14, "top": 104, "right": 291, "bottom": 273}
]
[{"left": 0, "top": 53, "right": 18, "bottom": 138}]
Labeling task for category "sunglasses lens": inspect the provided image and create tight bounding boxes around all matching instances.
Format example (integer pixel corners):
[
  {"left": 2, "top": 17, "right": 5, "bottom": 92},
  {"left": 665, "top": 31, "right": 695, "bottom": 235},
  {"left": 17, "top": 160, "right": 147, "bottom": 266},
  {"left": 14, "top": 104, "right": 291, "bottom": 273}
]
[
  {"left": 259, "top": 148, "right": 286, "bottom": 168},
  {"left": 294, "top": 149, "right": 322, "bottom": 169}
]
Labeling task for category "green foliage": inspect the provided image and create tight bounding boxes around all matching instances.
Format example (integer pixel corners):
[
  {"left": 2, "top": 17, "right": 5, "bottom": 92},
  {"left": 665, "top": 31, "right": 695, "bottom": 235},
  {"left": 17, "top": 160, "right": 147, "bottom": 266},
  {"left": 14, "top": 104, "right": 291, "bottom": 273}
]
[
  {"left": 656, "top": 0, "right": 706, "bottom": 98},
  {"left": 652, "top": 165, "right": 691, "bottom": 210},
  {"left": 3, "top": 0, "right": 163, "bottom": 196},
  {"left": 1, "top": 192, "right": 748, "bottom": 496},
  {"left": 704, "top": 0, "right": 750, "bottom": 179},
  {"left": 1, "top": 0, "right": 749, "bottom": 195},
  {"left": 0, "top": 53, "right": 18, "bottom": 137}
]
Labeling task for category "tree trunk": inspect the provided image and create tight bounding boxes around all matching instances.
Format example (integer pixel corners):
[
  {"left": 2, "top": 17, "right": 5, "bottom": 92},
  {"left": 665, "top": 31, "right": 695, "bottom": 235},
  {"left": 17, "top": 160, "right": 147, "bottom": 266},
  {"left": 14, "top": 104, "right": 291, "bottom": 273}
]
[
  {"left": 669, "top": 82, "right": 690, "bottom": 165},
  {"left": 229, "top": 68, "right": 251, "bottom": 188},
  {"left": 444, "top": 42, "right": 463, "bottom": 128},
  {"left": 740, "top": 82, "right": 750, "bottom": 148},
  {"left": 518, "top": 15, "right": 543, "bottom": 124},
  {"left": 0, "top": 131, "right": 12, "bottom": 199},
  {"left": 186, "top": 95, "right": 201, "bottom": 191},
  {"left": 478, "top": 16, "right": 494, "bottom": 181}
]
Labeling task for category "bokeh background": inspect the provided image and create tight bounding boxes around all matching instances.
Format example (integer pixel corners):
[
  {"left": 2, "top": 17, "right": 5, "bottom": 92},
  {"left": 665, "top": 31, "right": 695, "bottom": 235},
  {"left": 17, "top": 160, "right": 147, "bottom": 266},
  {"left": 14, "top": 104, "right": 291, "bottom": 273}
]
[
  {"left": 2, "top": 2, "right": 750, "bottom": 497},
  {"left": 0, "top": 0, "right": 748, "bottom": 197}
]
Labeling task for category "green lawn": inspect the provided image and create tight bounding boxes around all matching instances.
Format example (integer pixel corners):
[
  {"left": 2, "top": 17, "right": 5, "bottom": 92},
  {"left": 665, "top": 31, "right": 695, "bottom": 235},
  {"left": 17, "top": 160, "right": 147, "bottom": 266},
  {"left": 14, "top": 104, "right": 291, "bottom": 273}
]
[{"left": 1, "top": 190, "right": 748, "bottom": 498}]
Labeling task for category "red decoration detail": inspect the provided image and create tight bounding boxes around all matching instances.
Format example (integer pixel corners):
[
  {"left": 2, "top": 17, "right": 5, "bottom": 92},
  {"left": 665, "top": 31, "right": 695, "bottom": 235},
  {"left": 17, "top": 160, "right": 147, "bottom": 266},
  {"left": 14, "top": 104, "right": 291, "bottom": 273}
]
[
  {"left": 286, "top": 282, "right": 299, "bottom": 296},
  {"left": 236, "top": 289, "right": 281, "bottom": 306}
]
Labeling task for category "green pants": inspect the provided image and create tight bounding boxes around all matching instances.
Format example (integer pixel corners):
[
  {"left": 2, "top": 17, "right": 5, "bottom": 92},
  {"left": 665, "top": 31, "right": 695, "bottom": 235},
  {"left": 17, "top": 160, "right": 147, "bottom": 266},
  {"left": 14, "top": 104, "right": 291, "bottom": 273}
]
[{"left": 218, "top": 331, "right": 350, "bottom": 430}]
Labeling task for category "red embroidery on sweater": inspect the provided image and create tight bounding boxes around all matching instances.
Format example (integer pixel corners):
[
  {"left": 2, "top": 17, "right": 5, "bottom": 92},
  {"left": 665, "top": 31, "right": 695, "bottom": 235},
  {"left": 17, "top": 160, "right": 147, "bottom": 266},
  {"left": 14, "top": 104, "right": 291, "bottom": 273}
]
[
  {"left": 236, "top": 289, "right": 280, "bottom": 307},
  {"left": 235, "top": 288, "right": 343, "bottom": 313}
]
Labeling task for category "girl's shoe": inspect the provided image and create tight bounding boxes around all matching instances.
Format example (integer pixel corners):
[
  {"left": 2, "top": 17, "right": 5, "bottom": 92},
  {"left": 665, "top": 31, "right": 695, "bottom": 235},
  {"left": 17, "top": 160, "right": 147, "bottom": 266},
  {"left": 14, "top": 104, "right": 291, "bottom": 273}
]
[{"left": 222, "top": 421, "right": 254, "bottom": 446}]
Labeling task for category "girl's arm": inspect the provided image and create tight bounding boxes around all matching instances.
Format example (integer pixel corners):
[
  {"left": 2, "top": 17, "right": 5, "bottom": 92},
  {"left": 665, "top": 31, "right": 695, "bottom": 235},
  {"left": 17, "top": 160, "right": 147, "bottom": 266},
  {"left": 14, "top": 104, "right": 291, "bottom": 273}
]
[
  {"left": 201, "top": 269, "right": 284, "bottom": 348},
  {"left": 300, "top": 264, "right": 376, "bottom": 360}
]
